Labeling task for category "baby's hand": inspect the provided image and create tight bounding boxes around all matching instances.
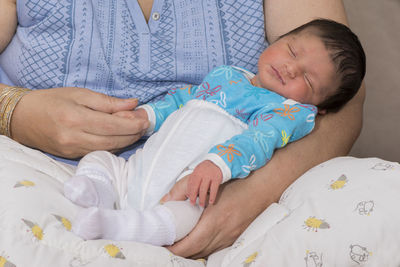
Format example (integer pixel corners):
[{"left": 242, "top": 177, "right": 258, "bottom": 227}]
[{"left": 187, "top": 160, "right": 222, "bottom": 207}]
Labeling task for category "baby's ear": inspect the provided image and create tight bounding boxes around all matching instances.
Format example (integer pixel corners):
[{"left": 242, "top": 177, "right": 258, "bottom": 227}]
[{"left": 318, "top": 109, "right": 327, "bottom": 115}]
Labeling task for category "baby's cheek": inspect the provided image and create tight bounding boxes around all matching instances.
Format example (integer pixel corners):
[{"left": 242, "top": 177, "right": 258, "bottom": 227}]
[{"left": 288, "top": 82, "right": 309, "bottom": 102}]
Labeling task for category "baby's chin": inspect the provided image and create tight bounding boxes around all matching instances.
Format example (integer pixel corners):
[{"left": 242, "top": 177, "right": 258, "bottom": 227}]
[{"left": 250, "top": 76, "right": 258, "bottom": 87}]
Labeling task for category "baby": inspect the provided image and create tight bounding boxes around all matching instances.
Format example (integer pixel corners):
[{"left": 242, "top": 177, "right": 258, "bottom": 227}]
[{"left": 64, "top": 19, "right": 365, "bottom": 246}]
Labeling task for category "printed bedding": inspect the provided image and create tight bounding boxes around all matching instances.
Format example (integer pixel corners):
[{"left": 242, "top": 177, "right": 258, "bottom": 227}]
[{"left": 1, "top": 135, "right": 400, "bottom": 266}]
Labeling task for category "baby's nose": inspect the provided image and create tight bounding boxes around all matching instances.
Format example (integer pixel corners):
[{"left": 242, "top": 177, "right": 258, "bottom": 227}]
[{"left": 286, "top": 63, "right": 300, "bottom": 78}]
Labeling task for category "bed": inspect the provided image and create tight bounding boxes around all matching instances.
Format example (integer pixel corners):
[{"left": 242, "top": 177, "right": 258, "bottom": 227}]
[{"left": 1, "top": 135, "right": 400, "bottom": 266}]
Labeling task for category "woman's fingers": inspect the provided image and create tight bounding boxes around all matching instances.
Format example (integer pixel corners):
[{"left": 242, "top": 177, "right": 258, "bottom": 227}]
[
  {"left": 79, "top": 131, "right": 145, "bottom": 153},
  {"left": 167, "top": 178, "right": 254, "bottom": 259},
  {"left": 166, "top": 202, "right": 227, "bottom": 258},
  {"left": 69, "top": 89, "right": 149, "bottom": 136},
  {"left": 75, "top": 88, "right": 139, "bottom": 114},
  {"left": 166, "top": 216, "right": 213, "bottom": 258},
  {"left": 79, "top": 107, "right": 149, "bottom": 136},
  {"left": 11, "top": 87, "right": 148, "bottom": 158}
]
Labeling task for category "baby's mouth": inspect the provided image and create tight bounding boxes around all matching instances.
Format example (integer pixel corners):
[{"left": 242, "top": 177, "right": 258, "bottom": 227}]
[{"left": 271, "top": 66, "right": 285, "bottom": 85}]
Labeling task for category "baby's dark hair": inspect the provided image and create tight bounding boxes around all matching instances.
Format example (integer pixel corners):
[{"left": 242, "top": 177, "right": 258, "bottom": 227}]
[{"left": 281, "top": 19, "right": 366, "bottom": 112}]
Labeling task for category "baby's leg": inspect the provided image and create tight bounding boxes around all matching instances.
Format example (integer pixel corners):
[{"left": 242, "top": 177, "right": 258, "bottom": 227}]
[
  {"left": 64, "top": 151, "right": 128, "bottom": 209},
  {"left": 72, "top": 200, "right": 203, "bottom": 246}
]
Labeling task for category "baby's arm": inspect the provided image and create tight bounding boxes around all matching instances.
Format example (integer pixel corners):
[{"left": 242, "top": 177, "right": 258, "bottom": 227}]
[
  {"left": 183, "top": 103, "right": 317, "bottom": 207},
  {"left": 141, "top": 85, "right": 196, "bottom": 133},
  {"left": 207, "top": 102, "right": 317, "bottom": 182},
  {"left": 113, "top": 86, "right": 196, "bottom": 135}
]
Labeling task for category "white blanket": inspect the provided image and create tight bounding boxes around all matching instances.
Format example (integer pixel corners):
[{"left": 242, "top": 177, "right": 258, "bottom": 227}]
[
  {"left": 0, "top": 136, "right": 204, "bottom": 267},
  {"left": 1, "top": 135, "right": 400, "bottom": 266}
]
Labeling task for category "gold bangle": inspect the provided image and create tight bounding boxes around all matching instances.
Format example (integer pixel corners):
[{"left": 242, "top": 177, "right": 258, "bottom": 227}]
[
  {"left": 0, "top": 87, "right": 19, "bottom": 136},
  {"left": 0, "top": 86, "right": 31, "bottom": 138}
]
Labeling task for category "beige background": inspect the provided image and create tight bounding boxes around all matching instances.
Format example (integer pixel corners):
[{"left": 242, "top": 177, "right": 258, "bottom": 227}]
[{"left": 344, "top": 0, "right": 400, "bottom": 162}]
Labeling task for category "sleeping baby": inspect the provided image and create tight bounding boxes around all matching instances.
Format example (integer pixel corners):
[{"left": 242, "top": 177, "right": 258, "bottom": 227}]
[{"left": 64, "top": 19, "right": 365, "bottom": 246}]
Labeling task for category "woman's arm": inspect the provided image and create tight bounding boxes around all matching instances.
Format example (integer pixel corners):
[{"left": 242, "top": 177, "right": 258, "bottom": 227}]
[
  {"left": 265, "top": 0, "right": 349, "bottom": 42},
  {"left": 167, "top": 85, "right": 365, "bottom": 258},
  {"left": 167, "top": 0, "right": 366, "bottom": 258},
  {"left": 0, "top": 0, "right": 17, "bottom": 53}
]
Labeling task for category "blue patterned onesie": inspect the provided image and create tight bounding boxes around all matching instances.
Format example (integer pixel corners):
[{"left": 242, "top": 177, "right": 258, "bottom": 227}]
[{"left": 143, "top": 66, "right": 317, "bottom": 181}]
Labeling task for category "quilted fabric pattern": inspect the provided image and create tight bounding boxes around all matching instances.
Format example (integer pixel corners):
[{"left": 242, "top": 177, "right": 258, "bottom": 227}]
[{"left": 0, "top": 136, "right": 204, "bottom": 267}]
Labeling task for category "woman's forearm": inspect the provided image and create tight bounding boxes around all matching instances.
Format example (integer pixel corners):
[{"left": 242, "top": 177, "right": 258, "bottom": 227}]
[
  {"left": 216, "top": 83, "right": 366, "bottom": 243},
  {"left": 169, "top": 84, "right": 366, "bottom": 258},
  {"left": 259, "top": 0, "right": 363, "bottom": 195},
  {"left": 265, "top": 0, "right": 349, "bottom": 43},
  {"left": 228, "top": 82, "right": 365, "bottom": 208},
  {"left": 0, "top": 0, "right": 17, "bottom": 53},
  {"left": 170, "top": 0, "right": 365, "bottom": 258}
]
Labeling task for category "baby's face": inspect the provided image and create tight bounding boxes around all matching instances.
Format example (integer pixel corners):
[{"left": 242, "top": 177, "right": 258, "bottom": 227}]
[{"left": 252, "top": 31, "right": 339, "bottom": 107}]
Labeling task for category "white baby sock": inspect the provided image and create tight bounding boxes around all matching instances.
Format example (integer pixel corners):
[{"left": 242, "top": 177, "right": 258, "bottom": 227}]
[
  {"left": 72, "top": 206, "right": 176, "bottom": 246},
  {"left": 162, "top": 200, "right": 204, "bottom": 241},
  {"left": 64, "top": 175, "right": 116, "bottom": 209},
  {"left": 72, "top": 201, "right": 203, "bottom": 246}
]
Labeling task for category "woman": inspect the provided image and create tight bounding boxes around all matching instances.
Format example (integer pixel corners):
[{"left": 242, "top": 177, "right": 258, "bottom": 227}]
[{"left": 0, "top": 0, "right": 364, "bottom": 258}]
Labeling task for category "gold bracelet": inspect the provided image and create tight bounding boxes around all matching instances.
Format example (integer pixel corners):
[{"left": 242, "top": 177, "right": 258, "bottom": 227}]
[
  {"left": 0, "top": 87, "right": 18, "bottom": 134},
  {"left": 0, "top": 86, "right": 31, "bottom": 138},
  {"left": 0, "top": 87, "right": 20, "bottom": 136},
  {"left": 0, "top": 87, "right": 30, "bottom": 137}
]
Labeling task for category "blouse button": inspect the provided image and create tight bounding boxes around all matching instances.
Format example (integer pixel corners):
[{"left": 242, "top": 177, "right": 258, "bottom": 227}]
[{"left": 152, "top": 12, "right": 160, "bottom": 21}]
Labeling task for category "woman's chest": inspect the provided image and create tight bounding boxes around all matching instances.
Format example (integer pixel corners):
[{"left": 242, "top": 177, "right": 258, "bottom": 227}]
[{"left": 9, "top": 0, "right": 267, "bottom": 97}]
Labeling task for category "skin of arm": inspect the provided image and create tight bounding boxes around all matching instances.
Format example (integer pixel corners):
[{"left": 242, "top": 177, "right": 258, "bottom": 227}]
[
  {"left": 0, "top": 0, "right": 17, "bottom": 53},
  {"left": 165, "top": 0, "right": 366, "bottom": 258}
]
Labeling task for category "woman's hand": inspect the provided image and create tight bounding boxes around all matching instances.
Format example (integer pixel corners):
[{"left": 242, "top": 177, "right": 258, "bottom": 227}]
[
  {"left": 164, "top": 177, "right": 263, "bottom": 259},
  {"left": 11, "top": 87, "right": 149, "bottom": 158},
  {"left": 0, "top": 0, "right": 17, "bottom": 53}
]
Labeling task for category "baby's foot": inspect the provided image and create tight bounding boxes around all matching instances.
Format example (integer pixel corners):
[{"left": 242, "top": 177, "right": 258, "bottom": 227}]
[
  {"left": 64, "top": 175, "right": 116, "bottom": 209},
  {"left": 72, "top": 207, "right": 102, "bottom": 240},
  {"left": 72, "top": 206, "right": 176, "bottom": 245}
]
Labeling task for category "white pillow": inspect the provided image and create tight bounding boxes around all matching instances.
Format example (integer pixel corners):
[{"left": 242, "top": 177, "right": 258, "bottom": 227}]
[{"left": 212, "top": 157, "right": 400, "bottom": 266}]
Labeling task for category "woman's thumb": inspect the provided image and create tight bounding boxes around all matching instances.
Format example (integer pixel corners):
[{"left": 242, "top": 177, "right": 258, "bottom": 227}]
[
  {"left": 160, "top": 183, "right": 188, "bottom": 204},
  {"left": 85, "top": 91, "right": 139, "bottom": 113},
  {"left": 108, "top": 97, "right": 139, "bottom": 113}
]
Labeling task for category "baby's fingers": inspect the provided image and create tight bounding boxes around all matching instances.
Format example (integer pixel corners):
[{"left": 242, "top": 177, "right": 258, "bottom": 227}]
[
  {"left": 198, "top": 179, "right": 211, "bottom": 207},
  {"left": 208, "top": 181, "right": 220, "bottom": 205},
  {"left": 188, "top": 176, "right": 201, "bottom": 205}
]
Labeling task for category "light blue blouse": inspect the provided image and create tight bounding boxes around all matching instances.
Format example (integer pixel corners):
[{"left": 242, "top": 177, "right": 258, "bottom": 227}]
[
  {"left": 0, "top": 0, "right": 267, "bottom": 103},
  {"left": 0, "top": 0, "right": 267, "bottom": 163}
]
